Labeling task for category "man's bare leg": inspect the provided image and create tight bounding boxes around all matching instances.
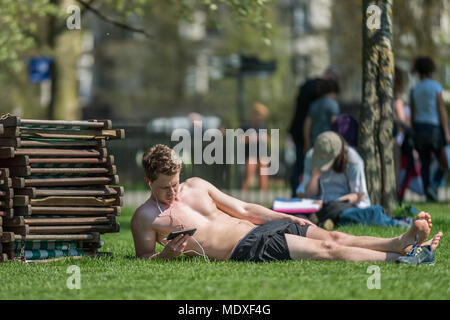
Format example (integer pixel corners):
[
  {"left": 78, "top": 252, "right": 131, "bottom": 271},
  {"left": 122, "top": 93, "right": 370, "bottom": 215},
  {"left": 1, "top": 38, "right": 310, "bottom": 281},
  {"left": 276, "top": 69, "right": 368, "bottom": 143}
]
[
  {"left": 304, "top": 212, "right": 432, "bottom": 254},
  {"left": 285, "top": 234, "right": 401, "bottom": 262}
]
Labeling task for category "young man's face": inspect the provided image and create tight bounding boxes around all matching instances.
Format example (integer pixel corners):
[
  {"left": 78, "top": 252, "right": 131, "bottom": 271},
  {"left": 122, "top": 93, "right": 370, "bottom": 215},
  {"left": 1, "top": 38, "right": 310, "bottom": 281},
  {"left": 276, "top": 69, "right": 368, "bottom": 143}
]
[{"left": 147, "top": 171, "right": 180, "bottom": 206}]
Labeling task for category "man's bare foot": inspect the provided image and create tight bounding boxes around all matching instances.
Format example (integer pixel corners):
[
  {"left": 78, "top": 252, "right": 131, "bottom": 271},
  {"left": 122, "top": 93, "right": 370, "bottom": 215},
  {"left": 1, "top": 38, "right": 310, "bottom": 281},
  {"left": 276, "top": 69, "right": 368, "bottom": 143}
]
[
  {"left": 422, "top": 232, "right": 443, "bottom": 251},
  {"left": 416, "top": 211, "right": 432, "bottom": 229},
  {"left": 398, "top": 219, "right": 430, "bottom": 254}
]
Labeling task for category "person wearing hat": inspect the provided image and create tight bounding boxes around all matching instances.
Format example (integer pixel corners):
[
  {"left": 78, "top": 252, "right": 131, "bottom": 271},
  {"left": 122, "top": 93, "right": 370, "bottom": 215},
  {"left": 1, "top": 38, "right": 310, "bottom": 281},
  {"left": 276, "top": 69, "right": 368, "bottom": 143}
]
[{"left": 296, "top": 131, "right": 413, "bottom": 228}]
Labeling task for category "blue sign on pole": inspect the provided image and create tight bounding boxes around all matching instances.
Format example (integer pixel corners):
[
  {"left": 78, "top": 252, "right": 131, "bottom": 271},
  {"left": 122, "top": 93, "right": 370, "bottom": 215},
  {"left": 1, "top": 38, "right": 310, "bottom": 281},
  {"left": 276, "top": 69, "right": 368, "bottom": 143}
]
[{"left": 29, "top": 57, "right": 53, "bottom": 83}]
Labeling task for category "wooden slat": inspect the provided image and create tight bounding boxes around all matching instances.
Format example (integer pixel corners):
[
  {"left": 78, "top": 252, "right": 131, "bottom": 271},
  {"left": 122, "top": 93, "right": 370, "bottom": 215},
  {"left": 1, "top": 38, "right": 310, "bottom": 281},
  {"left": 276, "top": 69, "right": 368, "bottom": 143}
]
[
  {"left": 3, "top": 216, "right": 24, "bottom": 227},
  {"left": 13, "top": 195, "right": 29, "bottom": 206},
  {"left": 24, "top": 216, "right": 113, "bottom": 226},
  {"left": 30, "top": 166, "right": 115, "bottom": 175},
  {"left": 88, "top": 119, "right": 112, "bottom": 129},
  {"left": 5, "top": 225, "right": 29, "bottom": 235},
  {"left": 0, "top": 116, "right": 20, "bottom": 127},
  {"left": 0, "top": 168, "right": 10, "bottom": 177},
  {"left": 14, "top": 206, "right": 31, "bottom": 216},
  {"left": 28, "top": 224, "right": 118, "bottom": 234},
  {"left": 20, "top": 139, "right": 105, "bottom": 147},
  {"left": 12, "top": 178, "right": 25, "bottom": 188},
  {"left": 20, "top": 128, "right": 124, "bottom": 140},
  {"left": 35, "top": 187, "right": 118, "bottom": 197},
  {"left": 13, "top": 233, "right": 99, "bottom": 241},
  {"left": 21, "top": 176, "right": 119, "bottom": 187},
  {"left": 0, "top": 199, "right": 13, "bottom": 208},
  {"left": 0, "top": 147, "right": 14, "bottom": 158},
  {"left": 30, "top": 196, "right": 122, "bottom": 207},
  {"left": 7, "top": 166, "right": 31, "bottom": 176},
  {"left": 1, "top": 232, "right": 15, "bottom": 242},
  {"left": 20, "top": 119, "right": 106, "bottom": 128},
  {"left": 29, "top": 206, "right": 120, "bottom": 216},
  {"left": 0, "top": 188, "right": 13, "bottom": 198},
  {"left": 0, "top": 178, "right": 12, "bottom": 188},
  {"left": 29, "top": 155, "right": 113, "bottom": 165},
  {"left": 15, "top": 148, "right": 106, "bottom": 157},
  {"left": 0, "top": 155, "right": 29, "bottom": 166},
  {"left": 14, "top": 188, "right": 36, "bottom": 198},
  {"left": 110, "top": 186, "right": 124, "bottom": 196},
  {"left": 0, "top": 127, "right": 20, "bottom": 137},
  {"left": 0, "top": 138, "right": 20, "bottom": 147},
  {"left": 0, "top": 116, "right": 112, "bottom": 130},
  {"left": 0, "top": 208, "right": 14, "bottom": 219}
]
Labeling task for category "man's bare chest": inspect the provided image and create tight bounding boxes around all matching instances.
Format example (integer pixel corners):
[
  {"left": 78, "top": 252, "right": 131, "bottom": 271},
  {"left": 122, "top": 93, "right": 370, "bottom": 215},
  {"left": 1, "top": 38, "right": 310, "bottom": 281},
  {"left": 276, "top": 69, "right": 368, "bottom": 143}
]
[{"left": 152, "top": 192, "right": 218, "bottom": 233}]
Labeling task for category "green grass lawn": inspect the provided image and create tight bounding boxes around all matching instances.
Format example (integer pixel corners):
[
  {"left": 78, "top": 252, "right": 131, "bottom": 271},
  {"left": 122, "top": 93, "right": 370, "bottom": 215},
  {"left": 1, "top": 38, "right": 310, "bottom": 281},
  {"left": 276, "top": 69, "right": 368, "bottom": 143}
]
[{"left": 0, "top": 203, "right": 449, "bottom": 300}]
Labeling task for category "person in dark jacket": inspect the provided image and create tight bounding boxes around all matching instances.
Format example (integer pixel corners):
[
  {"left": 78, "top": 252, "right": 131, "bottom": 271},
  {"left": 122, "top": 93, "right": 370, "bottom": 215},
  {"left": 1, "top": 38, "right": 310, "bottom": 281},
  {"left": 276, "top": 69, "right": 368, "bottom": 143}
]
[{"left": 289, "top": 67, "right": 340, "bottom": 197}]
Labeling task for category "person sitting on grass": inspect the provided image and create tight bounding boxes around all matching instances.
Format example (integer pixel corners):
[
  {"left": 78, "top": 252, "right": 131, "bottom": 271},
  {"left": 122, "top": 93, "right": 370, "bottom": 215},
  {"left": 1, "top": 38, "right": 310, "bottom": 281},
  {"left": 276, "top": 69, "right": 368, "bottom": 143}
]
[
  {"left": 131, "top": 144, "right": 442, "bottom": 264},
  {"left": 297, "top": 131, "right": 415, "bottom": 229}
]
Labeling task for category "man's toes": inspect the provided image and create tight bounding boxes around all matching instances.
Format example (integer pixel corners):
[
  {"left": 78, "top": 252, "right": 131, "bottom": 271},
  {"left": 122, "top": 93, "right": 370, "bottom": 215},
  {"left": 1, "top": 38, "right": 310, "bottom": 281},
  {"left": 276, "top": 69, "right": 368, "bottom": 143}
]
[
  {"left": 431, "top": 232, "right": 443, "bottom": 251},
  {"left": 416, "top": 211, "right": 430, "bottom": 220}
]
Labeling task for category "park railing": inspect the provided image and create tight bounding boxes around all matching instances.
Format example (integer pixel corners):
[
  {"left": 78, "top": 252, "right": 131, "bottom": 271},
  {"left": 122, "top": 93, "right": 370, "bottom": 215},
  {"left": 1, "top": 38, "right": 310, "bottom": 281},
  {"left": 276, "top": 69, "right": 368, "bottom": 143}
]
[{"left": 108, "top": 122, "right": 293, "bottom": 192}]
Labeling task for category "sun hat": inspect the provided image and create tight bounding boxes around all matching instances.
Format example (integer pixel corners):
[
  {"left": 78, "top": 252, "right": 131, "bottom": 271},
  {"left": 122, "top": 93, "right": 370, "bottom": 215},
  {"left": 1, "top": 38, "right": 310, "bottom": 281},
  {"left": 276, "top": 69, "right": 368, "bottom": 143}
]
[{"left": 311, "top": 131, "right": 343, "bottom": 171}]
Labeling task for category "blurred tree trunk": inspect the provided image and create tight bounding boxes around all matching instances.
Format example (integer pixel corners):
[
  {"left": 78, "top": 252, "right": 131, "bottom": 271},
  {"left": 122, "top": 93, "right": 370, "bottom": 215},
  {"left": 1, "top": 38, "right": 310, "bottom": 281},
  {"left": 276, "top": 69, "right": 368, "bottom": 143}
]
[
  {"left": 51, "top": 0, "right": 82, "bottom": 120},
  {"left": 359, "top": 0, "right": 396, "bottom": 214}
]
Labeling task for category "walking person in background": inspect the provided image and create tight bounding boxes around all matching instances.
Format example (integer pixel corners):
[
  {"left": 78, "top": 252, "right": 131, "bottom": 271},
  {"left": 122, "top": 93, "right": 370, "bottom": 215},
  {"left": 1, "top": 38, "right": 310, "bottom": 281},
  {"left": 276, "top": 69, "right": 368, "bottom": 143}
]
[
  {"left": 303, "top": 79, "right": 340, "bottom": 153},
  {"left": 410, "top": 57, "right": 449, "bottom": 202},
  {"left": 288, "top": 67, "right": 340, "bottom": 197},
  {"left": 241, "top": 102, "right": 269, "bottom": 191},
  {"left": 393, "top": 67, "right": 424, "bottom": 201}
]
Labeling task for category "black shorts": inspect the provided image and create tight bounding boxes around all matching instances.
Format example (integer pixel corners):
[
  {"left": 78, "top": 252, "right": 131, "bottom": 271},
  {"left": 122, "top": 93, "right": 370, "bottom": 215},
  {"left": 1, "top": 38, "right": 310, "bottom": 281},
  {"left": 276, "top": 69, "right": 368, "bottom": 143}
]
[{"left": 229, "top": 220, "right": 310, "bottom": 262}]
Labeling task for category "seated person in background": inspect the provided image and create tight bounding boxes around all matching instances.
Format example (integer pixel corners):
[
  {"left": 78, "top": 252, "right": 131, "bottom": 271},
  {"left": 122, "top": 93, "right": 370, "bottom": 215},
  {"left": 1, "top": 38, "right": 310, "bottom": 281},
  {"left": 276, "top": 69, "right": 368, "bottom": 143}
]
[
  {"left": 303, "top": 79, "right": 340, "bottom": 152},
  {"left": 131, "top": 144, "right": 442, "bottom": 265},
  {"left": 296, "top": 131, "right": 413, "bottom": 228}
]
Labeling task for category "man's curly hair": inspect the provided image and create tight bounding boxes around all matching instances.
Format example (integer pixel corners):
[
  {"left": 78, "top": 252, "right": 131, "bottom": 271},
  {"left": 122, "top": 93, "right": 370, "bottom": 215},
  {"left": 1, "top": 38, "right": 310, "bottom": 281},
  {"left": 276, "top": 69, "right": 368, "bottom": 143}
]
[{"left": 142, "top": 144, "right": 182, "bottom": 182}]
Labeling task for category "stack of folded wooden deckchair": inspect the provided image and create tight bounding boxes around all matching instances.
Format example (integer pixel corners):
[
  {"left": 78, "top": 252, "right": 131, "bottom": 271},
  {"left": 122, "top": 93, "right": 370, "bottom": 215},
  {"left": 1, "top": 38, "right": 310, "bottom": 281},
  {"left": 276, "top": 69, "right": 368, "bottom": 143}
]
[{"left": 0, "top": 115, "right": 124, "bottom": 262}]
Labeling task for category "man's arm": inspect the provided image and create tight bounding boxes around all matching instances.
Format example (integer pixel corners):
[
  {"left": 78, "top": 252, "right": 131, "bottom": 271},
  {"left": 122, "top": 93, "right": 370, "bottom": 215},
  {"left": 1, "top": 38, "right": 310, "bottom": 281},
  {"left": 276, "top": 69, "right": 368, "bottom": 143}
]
[
  {"left": 304, "top": 168, "right": 322, "bottom": 198},
  {"left": 193, "top": 178, "right": 314, "bottom": 226},
  {"left": 337, "top": 193, "right": 365, "bottom": 205},
  {"left": 131, "top": 209, "right": 189, "bottom": 260}
]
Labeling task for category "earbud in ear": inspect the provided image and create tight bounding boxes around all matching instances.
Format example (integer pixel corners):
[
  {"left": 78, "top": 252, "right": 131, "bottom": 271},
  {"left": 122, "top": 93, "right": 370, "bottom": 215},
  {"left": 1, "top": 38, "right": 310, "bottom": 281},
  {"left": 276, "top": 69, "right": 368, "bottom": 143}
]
[{"left": 148, "top": 182, "right": 152, "bottom": 191}]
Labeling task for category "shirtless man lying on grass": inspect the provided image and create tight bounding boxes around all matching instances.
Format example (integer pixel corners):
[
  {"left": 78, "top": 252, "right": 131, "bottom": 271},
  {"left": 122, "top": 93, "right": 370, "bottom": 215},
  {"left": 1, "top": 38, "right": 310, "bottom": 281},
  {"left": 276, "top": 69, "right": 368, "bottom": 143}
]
[{"left": 131, "top": 144, "right": 442, "bottom": 265}]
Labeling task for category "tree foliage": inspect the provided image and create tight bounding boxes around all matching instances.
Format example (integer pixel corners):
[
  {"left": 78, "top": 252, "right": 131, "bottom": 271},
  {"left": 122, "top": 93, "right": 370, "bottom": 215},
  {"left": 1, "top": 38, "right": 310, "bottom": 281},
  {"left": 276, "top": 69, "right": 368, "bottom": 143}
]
[{"left": 0, "top": 0, "right": 273, "bottom": 74}]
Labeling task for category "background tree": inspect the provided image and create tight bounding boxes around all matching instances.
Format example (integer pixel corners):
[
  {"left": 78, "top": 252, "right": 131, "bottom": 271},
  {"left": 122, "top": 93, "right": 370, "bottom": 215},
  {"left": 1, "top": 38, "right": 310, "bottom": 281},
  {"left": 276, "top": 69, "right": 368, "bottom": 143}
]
[
  {"left": 359, "top": 0, "right": 396, "bottom": 213},
  {"left": 0, "top": 0, "right": 273, "bottom": 120}
]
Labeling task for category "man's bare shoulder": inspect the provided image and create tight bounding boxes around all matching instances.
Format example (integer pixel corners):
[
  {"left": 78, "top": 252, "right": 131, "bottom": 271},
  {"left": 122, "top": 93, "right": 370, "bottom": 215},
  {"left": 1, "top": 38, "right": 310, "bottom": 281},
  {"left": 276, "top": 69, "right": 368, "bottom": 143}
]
[
  {"left": 131, "top": 200, "right": 158, "bottom": 231},
  {"left": 184, "top": 177, "right": 214, "bottom": 190}
]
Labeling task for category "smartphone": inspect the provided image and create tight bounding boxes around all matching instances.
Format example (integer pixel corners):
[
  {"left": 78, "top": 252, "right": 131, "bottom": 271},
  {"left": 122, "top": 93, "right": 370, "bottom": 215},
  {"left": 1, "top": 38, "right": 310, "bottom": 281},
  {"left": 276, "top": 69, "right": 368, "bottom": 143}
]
[{"left": 165, "top": 228, "right": 197, "bottom": 241}]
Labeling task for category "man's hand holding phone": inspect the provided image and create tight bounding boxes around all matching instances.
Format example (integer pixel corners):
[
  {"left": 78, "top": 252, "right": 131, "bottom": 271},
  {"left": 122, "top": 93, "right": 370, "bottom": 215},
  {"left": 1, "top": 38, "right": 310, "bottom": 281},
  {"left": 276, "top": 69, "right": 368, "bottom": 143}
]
[
  {"left": 160, "top": 234, "right": 190, "bottom": 260},
  {"left": 159, "top": 228, "right": 197, "bottom": 260}
]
